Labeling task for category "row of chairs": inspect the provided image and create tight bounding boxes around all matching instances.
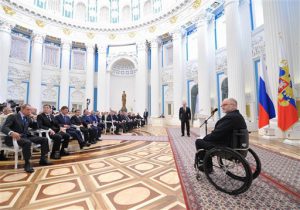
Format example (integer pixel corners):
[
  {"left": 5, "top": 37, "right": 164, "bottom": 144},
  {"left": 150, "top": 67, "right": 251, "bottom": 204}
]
[{"left": 0, "top": 129, "right": 53, "bottom": 169}]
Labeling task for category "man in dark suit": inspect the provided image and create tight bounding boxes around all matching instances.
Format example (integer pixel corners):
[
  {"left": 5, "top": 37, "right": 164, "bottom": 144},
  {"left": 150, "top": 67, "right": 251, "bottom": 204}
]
[
  {"left": 1, "top": 104, "right": 50, "bottom": 173},
  {"left": 195, "top": 98, "right": 247, "bottom": 172},
  {"left": 72, "top": 109, "right": 97, "bottom": 144},
  {"left": 143, "top": 109, "right": 149, "bottom": 125},
  {"left": 37, "top": 104, "right": 70, "bottom": 159},
  {"left": 179, "top": 101, "right": 191, "bottom": 137},
  {"left": 55, "top": 106, "right": 90, "bottom": 149}
]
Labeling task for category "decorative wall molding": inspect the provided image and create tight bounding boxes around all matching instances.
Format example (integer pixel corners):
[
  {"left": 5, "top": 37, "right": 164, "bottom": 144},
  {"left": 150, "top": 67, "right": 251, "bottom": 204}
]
[
  {"left": 7, "top": 81, "right": 26, "bottom": 100},
  {"left": 109, "top": 57, "right": 137, "bottom": 77},
  {"left": 107, "top": 53, "right": 138, "bottom": 74},
  {"left": 71, "top": 89, "right": 85, "bottom": 103},
  {"left": 251, "top": 30, "right": 265, "bottom": 58},
  {"left": 70, "top": 75, "right": 86, "bottom": 88},
  {"left": 8, "top": 65, "right": 30, "bottom": 82},
  {"left": 185, "top": 60, "right": 198, "bottom": 81},
  {"left": 215, "top": 48, "right": 227, "bottom": 73},
  {"left": 42, "top": 86, "right": 57, "bottom": 102},
  {"left": 161, "top": 68, "right": 174, "bottom": 84},
  {"left": 42, "top": 72, "right": 60, "bottom": 85}
]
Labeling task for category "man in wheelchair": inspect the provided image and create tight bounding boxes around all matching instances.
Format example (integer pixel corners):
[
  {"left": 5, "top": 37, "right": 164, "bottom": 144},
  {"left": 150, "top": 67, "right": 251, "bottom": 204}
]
[{"left": 195, "top": 98, "right": 247, "bottom": 173}]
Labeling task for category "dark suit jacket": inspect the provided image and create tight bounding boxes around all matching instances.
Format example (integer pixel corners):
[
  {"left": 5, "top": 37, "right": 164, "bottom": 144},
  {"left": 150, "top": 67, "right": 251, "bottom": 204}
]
[
  {"left": 143, "top": 111, "right": 148, "bottom": 118},
  {"left": 37, "top": 113, "right": 60, "bottom": 133},
  {"left": 204, "top": 110, "right": 247, "bottom": 146},
  {"left": 55, "top": 114, "right": 71, "bottom": 127},
  {"left": 179, "top": 107, "right": 191, "bottom": 121},
  {"left": 70, "top": 115, "right": 86, "bottom": 127},
  {"left": 1, "top": 113, "right": 38, "bottom": 140}
]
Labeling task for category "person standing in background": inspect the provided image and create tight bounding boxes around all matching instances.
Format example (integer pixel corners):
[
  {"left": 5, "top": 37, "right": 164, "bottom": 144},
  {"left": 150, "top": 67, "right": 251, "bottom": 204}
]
[
  {"left": 179, "top": 101, "right": 191, "bottom": 137},
  {"left": 143, "top": 108, "right": 149, "bottom": 125}
]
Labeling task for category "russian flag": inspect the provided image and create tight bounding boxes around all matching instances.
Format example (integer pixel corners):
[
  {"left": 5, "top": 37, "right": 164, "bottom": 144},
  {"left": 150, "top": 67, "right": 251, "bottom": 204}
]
[{"left": 258, "top": 57, "right": 276, "bottom": 128}]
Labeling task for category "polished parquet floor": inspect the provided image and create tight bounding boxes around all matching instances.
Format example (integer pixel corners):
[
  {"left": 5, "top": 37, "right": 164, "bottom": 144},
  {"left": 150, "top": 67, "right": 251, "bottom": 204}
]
[{"left": 0, "top": 125, "right": 299, "bottom": 210}]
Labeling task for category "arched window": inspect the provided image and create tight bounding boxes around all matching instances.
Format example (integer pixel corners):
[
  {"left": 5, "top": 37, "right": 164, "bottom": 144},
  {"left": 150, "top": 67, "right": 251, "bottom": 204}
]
[
  {"left": 75, "top": 2, "right": 87, "bottom": 21},
  {"left": 47, "top": 0, "right": 60, "bottom": 14},
  {"left": 121, "top": 5, "right": 130, "bottom": 23},
  {"left": 100, "top": 6, "right": 109, "bottom": 23},
  {"left": 143, "top": 0, "right": 151, "bottom": 17}
]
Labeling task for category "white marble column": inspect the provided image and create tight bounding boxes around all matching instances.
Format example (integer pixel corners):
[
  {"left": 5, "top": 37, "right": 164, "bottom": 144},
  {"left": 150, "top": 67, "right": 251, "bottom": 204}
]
[
  {"left": 29, "top": 33, "right": 44, "bottom": 111},
  {"left": 224, "top": 0, "right": 246, "bottom": 115},
  {"left": 196, "top": 16, "right": 211, "bottom": 117},
  {"left": 240, "top": 0, "right": 257, "bottom": 122},
  {"left": 172, "top": 29, "right": 183, "bottom": 118},
  {"left": 85, "top": 44, "right": 95, "bottom": 110},
  {"left": 135, "top": 41, "right": 147, "bottom": 114},
  {"left": 97, "top": 44, "right": 108, "bottom": 111},
  {"left": 0, "top": 21, "right": 13, "bottom": 102},
  {"left": 150, "top": 39, "right": 160, "bottom": 117},
  {"left": 59, "top": 40, "right": 71, "bottom": 108}
]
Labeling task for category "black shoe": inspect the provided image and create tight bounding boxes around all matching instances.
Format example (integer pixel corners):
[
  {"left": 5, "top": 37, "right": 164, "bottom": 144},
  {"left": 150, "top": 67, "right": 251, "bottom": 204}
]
[
  {"left": 199, "top": 165, "right": 213, "bottom": 174},
  {"left": 181, "top": 134, "right": 184, "bottom": 137},
  {"left": 39, "top": 158, "right": 52, "bottom": 166},
  {"left": 60, "top": 150, "right": 70, "bottom": 156},
  {"left": 50, "top": 151, "right": 61, "bottom": 160},
  {"left": 24, "top": 162, "right": 34, "bottom": 173},
  {"left": 187, "top": 134, "right": 190, "bottom": 137},
  {"left": 85, "top": 142, "right": 91, "bottom": 147},
  {"left": 89, "top": 140, "right": 97, "bottom": 144}
]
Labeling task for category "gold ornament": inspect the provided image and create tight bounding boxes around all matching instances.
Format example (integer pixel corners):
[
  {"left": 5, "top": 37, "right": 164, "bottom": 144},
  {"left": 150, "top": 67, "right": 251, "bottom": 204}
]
[
  {"left": 128, "top": 32, "right": 136, "bottom": 38},
  {"left": 35, "top": 19, "right": 45, "bottom": 28},
  {"left": 63, "top": 28, "right": 71, "bottom": 35},
  {"left": 108, "top": 34, "right": 116, "bottom": 40},
  {"left": 192, "top": 0, "right": 202, "bottom": 9},
  {"left": 86, "top": 32, "right": 95, "bottom": 39},
  {"left": 169, "top": 16, "right": 178, "bottom": 24},
  {"left": 148, "top": 26, "right": 156, "bottom": 33},
  {"left": 2, "top": 5, "right": 16, "bottom": 16}
]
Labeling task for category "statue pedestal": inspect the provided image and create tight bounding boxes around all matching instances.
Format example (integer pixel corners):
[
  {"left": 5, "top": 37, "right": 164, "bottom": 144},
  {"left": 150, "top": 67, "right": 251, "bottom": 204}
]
[{"left": 121, "top": 107, "right": 127, "bottom": 112}]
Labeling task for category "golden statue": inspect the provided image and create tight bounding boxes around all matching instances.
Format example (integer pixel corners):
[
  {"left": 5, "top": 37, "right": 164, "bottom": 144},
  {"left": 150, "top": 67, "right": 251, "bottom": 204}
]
[{"left": 121, "top": 91, "right": 127, "bottom": 112}]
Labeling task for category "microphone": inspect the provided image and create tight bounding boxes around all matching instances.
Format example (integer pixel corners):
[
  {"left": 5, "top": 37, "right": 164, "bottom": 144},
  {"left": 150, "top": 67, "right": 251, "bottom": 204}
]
[{"left": 211, "top": 108, "right": 218, "bottom": 115}]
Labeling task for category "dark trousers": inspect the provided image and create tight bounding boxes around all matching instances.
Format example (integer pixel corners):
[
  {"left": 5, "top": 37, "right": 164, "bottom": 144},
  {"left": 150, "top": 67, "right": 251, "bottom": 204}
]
[
  {"left": 195, "top": 138, "right": 222, "bottom": 168},
  {"left": 66, "top": 128, "right": 84, "bottom": 145},
  {"left": 181, "top": 120, "right": 190, "bottom": 136},
  {"left": 5, "top": 136, "right": 49, "bottom": 161},
  {"left": 50, "top": 132, "right": 70, "bottom": 152}
]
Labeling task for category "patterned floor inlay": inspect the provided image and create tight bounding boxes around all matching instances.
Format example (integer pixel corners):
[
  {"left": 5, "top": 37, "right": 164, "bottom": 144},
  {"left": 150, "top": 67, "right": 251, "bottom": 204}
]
[
  {"left": 0, "top": 186, "right": 25, "bottom": 209},
  {"left": 101, "top": 181, "right": 166, "bottom": 210},
  {"left": 0, "top": 140, "right": 186, "bottom": 209},
  {"left": 30, "top": 177, "right": 86, "bottom": 204},
  {"left": 41, "top": 197, "right": 95, "bottom": 210},
  {"left": 90, "top": 169, "right": 134, "bottom": 189}
]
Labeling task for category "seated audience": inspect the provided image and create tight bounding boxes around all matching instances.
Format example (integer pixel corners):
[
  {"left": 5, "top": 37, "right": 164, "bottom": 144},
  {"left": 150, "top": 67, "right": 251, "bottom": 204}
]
[
  {"left": 37, "top": 104, "right": 70, "bottom": 159},
  {"left": 1, "top": 104, "right": 50, "bottom": 173}
]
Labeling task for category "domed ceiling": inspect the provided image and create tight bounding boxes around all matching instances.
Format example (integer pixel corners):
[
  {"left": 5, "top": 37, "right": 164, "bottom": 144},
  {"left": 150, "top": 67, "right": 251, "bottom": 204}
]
[{"left": 10, "top": 0, "right": 193, "bottom": 29}]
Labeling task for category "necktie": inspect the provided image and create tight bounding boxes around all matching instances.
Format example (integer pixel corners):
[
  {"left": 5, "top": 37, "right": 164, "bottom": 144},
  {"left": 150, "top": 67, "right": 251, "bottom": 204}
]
[
  {"left": 47, "top": 115, "right": 51, "bottom": 121},
  {"left": 64, "top": 115, "right": 66, "bottom": 123},
  {"left": 22, "top": 117, "right": 27, "bottom": 126}
]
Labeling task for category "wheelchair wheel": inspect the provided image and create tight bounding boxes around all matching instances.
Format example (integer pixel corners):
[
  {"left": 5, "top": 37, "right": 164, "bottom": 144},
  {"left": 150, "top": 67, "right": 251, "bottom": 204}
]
[
  {"left": 246, "top": 148, "right": 261, "bottom": 180},
  {"left": 204, "top": 147, "right": 253, "bottom": 195}
]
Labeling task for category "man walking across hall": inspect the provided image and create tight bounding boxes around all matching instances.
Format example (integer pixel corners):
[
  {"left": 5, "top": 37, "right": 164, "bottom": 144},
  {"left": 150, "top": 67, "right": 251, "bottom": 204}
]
[{"left": 179, "top": 101, "right": 191, "bottom": 137}]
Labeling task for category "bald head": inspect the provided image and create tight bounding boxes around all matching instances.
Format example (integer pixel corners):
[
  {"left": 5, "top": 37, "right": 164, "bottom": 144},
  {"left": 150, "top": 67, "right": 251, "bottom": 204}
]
[{"left": 221, "top": 98, "right": 238, "bottom": 113}]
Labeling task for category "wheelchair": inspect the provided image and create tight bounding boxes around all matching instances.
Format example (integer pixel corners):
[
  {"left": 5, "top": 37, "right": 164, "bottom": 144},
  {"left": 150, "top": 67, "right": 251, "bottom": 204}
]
[{"left": 194, "top": 129, "right": 261, "bottom": 195}]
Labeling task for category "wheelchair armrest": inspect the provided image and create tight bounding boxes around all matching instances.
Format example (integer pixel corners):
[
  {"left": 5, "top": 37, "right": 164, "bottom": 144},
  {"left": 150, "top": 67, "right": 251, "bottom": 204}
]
[{"left": 231, "top": 129, "right": 249, "bottom": 150}]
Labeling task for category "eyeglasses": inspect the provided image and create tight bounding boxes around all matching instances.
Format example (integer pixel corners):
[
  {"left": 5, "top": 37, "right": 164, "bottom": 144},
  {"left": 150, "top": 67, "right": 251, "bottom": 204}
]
[{"left": 221, "top": 103, "right": 233, "bottom": 107}]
